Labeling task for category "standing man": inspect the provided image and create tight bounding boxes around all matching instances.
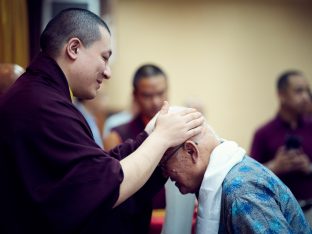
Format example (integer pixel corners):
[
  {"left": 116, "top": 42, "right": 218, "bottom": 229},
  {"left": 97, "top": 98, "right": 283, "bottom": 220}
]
[
  {"left": 104, "top": 64, "right": 195, "bottom": 234},
  {"left": 0, "top": 8, "right": 203, "bottom": 234},
  {"left": 250, "top": 70, "right": 312, "bottom": 225},
  {"left": 104, "top": 64, "right": 168, "bottom": 150},
  {"left": 104, "top": 64, "right": 168, "bottom": 233}
]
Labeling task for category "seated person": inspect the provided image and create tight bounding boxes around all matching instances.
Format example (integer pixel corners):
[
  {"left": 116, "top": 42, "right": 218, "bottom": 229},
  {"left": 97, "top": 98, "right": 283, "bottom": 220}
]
[{"left": 158, "top": 106, "right": 311, "bottom": 233}]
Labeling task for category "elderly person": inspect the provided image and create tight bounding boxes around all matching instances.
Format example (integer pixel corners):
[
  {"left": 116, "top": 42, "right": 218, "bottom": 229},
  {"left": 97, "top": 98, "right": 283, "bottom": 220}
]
[{"left": 158, "top": 106, "right": 311, "bottom": 234}]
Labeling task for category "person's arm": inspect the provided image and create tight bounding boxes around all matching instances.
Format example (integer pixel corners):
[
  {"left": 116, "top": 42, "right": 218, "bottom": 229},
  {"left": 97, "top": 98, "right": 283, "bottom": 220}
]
[
  {"left": 250, "top": 130, "right": 311, "bottom": 175},
  {"left": 266, "top": 148, "right": 312, "bottom": 175},
  {"left": 224, "top": 189, "right": 312, "bottom": 234},
  {"left": 250, "top": 131, "right": 285, "bottom": 174},
  {"left": 223, "top": 175, "right": 310, "bottom": 233},
  {"left": 113, "top": 102, "right": 203, "bottom": 207},
  {"left": 227, "top": 195, "right": 290, "bottom": 233}
]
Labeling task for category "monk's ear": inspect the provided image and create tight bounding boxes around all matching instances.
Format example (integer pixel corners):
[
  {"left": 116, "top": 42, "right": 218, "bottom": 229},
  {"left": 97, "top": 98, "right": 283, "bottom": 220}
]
[
  {"left": 184, "top": 141, "right": 199, "bottom": 163},
  {"left": 66, "top": 37, "right": 82, "bottom": 60}
]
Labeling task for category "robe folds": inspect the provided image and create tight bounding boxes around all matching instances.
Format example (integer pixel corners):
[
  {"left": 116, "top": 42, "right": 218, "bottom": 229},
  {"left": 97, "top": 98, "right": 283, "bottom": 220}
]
[{"left": 0, "top": 53, "right": 165, "bottom": 234}]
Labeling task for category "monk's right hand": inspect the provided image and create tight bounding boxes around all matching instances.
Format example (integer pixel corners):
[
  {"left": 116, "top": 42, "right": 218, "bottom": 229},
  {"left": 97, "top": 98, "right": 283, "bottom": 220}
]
[{"left": 151, "top": 101, "right": 204, "bottom": 149}]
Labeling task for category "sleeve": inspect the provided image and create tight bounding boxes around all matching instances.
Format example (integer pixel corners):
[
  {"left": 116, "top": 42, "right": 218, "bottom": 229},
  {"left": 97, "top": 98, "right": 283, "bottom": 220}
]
[
  {"left": 134, "top": 166, "right": 167, "bottom": 202},
  {"left": 226, "top": 194, "right": 293, "bottom": 233},
  {"left": 108, "top": 131, "right": 148, "bottom": 160},
  {"left": 109, "top": 131, "right": 167, "bottom": 204}
]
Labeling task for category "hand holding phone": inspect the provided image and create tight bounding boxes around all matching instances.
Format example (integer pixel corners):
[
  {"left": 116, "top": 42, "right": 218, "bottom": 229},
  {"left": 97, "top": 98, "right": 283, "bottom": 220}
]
[{"left": 284, "top": 135, "right": 301, "bottom": 150}]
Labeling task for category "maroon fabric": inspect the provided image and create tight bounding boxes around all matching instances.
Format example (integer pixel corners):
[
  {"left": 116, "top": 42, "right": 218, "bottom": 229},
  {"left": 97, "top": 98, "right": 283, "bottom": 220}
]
[
  {"left": 250, "top": 114, "right": 312, "bottom": 200},
  {"left": 111, "top": 116, "right": 167, "bottom": 234},
  {"left": 112, "top": 115, "right": 145, "bottom": 143},
  {"left": 0, "top": 53, "right": 148, "bottom": 234}
]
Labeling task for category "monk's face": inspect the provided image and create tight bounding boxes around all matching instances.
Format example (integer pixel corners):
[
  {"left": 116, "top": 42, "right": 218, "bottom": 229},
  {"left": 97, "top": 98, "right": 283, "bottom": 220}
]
[
  {"left": 71, "top": 26, "right": 112, "bottom": 99},
  {"left": 134, "top": 75, "right": 168, "bottom": 119}
]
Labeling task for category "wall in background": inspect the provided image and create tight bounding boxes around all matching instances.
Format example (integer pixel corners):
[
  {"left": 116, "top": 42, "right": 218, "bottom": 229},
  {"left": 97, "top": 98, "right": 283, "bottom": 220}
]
[{"left": 105, "top": 0, "right": 312, "bottom": 150}]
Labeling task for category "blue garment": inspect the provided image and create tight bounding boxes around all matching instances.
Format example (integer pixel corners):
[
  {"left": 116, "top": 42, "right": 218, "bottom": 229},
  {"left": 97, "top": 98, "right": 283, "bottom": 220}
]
[
  {"left": 103, "top": 110, "right": 133, "bottom": 137},
  {"left": 75, "top": 102, "right": 104, "bottom": 149},
  {"left": 219, "top": 156, "right": 311, "bottom": 234}
]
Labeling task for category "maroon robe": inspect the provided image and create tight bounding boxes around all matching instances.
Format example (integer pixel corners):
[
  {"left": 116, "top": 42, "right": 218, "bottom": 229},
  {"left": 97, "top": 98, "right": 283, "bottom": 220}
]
[
  {"left": 0, "top": 53, "right": 165, "bottom": 234},
  {"left": 250, "top": 114, "right": 312, "bottom": 201},
  {"left": 109, "top": 115, "right": 166, "bottom": 234}
]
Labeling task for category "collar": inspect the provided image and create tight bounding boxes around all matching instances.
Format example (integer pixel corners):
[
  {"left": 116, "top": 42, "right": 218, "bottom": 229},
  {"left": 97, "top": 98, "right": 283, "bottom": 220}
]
[
  {"left": 275, "top": 113, "right": 305, "bottom": 129},
  {"left": 69, "top": 86, "right": 74, "bottom": 102},
  {"left": 27, "top": 52, "right": 72, "bottom": 102},
  {"left": 196, "top": 141, "right": 245, "bottom": 234}
]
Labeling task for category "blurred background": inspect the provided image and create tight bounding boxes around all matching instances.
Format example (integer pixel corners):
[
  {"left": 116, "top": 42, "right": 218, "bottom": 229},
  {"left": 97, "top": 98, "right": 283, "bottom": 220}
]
[{"left": 1, "top": 0, "right": 312, "bottom": 151}]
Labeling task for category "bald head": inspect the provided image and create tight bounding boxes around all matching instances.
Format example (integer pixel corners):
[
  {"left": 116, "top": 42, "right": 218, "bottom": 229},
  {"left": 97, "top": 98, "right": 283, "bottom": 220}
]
[
  {"left": 168, "top": 106, "right": 219, "bottom": 142},
  {"left": 146, "top": 105, "right": 220, "bottom": 147},
  {"left": 0, "top": 63, "right": 25, "bottom": 95},
  {"left": 158, "top": 106, "right": 221, "bottom": 194}
]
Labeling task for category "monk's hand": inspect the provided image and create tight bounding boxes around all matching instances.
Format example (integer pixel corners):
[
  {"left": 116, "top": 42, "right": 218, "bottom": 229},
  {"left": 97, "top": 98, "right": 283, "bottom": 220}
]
[{"left": 151, "top": 101, "right": 204, "bottom": 148}]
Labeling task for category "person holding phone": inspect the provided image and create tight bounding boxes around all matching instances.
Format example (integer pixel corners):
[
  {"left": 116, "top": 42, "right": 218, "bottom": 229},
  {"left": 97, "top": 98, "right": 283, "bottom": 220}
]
[{"left": 250, "top": 70, "right": 312, "bottom": 226}]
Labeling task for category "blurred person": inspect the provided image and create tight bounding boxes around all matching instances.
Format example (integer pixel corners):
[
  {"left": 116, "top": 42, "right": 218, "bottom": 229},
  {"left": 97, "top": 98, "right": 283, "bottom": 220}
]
[
  {"left": 0, "top": 63, "right": 25, "bottom": 95},
  {"left": 104, "top": 64, "right": 168, "bottom": 150},
  {"left": 306, "top": 91, "right": 312, "bottom": 118},
  {"left": 159, "top": 106, "right": 311, "bottom": 234},
  {"left": 103, "top": 98, "right": 139, "bottom": 138},
  {"left": 74, "top": 90, "right": 108, "bottom": 148},
  {"left": 250, "top": 70, "right": 312, "bottom": 226},
  {"left": 0, "top": 8, "right": 204, "bottom": 234},
  {"left": 104, "top": 64, "right": 196, "bottom": 234}
]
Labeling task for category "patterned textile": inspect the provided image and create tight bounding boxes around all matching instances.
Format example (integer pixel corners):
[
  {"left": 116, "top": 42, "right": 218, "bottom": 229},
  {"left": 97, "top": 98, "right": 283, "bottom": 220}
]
[{"left": 219, "top": 156, "right": 312, "bottom": 234}]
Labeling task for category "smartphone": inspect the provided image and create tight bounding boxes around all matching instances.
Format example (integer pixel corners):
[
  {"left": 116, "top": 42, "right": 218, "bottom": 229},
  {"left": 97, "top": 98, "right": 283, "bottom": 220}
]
[{"left": 284, "top": 135, "right": 301, "bottom": 150}]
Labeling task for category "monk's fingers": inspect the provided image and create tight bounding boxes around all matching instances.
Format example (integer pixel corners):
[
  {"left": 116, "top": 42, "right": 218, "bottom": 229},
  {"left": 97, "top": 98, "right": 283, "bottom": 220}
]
[
  {"left": 178, "top": 107, "right": 197, "bottom": 116},
  {"left": 184, "top": 115, "right": 204, "bottom": 131},
  {"left": 185, "top": 124, "right": 204, "bottom": 139},
  {"left": 182, "top": 112, "right": 204, "bottom": 125}
]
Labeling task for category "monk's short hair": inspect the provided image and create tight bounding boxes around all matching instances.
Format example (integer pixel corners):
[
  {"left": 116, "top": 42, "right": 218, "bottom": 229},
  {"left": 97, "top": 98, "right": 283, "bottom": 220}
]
[{"left": 40, "top": 8, "right": 110, "bottom": 58}]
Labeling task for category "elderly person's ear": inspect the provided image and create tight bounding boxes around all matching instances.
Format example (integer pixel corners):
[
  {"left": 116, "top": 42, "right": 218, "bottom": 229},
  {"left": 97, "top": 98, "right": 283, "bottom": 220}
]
[{"left": 184, "top": 141, "right": 199, "bottom": 163}]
